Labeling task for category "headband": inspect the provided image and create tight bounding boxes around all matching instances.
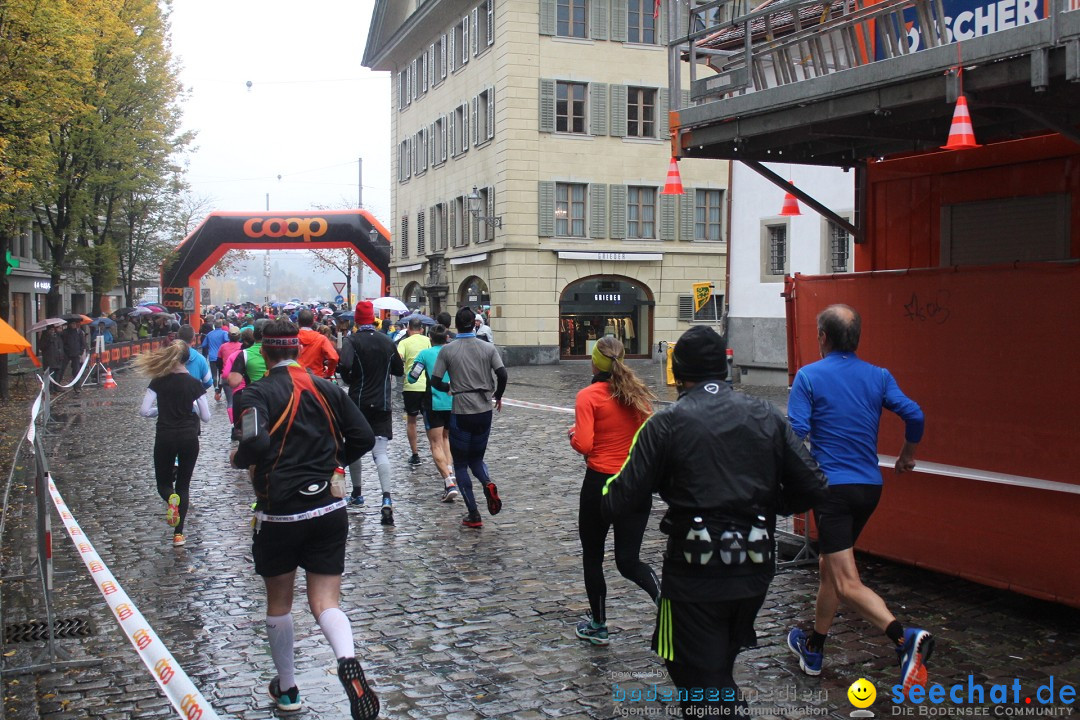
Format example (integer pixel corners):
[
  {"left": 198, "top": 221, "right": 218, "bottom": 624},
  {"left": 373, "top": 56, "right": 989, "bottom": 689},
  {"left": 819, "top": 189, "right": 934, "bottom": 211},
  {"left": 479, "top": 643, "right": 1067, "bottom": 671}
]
[
  {"left": 262, "top": 336, "right": 300, "bottom": 347},
  {"left": 591, "top": 344, "right": 621, "bottom": 373}
]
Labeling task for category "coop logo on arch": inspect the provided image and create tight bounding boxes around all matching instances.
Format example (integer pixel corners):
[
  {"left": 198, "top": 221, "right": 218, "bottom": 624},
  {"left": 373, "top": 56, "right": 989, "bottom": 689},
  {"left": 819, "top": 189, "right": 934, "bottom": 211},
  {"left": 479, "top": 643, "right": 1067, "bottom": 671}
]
[{"left": 243, "top": 217, "right": 328, "bottom": 242}]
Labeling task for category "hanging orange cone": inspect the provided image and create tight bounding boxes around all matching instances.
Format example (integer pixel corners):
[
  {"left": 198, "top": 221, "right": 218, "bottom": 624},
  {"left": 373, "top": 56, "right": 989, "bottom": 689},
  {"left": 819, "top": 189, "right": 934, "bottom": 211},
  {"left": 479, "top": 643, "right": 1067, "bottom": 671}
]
[
  {"left": 942, "top": 95, "right": 980, "bottom": 150},
  {"left": 779, "top": 190, "right": 802, "bottom": 216},
  {"left": 661, "top": 157, "right": 684, "bottom": 195},
  {"left": 102, "top": 366, "right": 117, "bottom": 389}
]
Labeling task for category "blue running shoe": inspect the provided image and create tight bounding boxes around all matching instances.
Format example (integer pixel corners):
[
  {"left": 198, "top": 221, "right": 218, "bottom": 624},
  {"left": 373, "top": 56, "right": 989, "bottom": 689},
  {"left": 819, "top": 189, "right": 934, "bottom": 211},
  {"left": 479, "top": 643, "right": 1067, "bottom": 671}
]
[
  {"left": 347, "top": 494, "right": 365, "bottom": 508},
  {"left": 787, "top": 627, "right": 823, "bottom": 676},
  {"left": 268, "top": 677, "right": 302, "bottom": 712},
  {"left": 899, "top": 628, "right": 934, "bottom": 692},
  {"left": 380, "top": 497, "right": 394, "bottom": 526}
]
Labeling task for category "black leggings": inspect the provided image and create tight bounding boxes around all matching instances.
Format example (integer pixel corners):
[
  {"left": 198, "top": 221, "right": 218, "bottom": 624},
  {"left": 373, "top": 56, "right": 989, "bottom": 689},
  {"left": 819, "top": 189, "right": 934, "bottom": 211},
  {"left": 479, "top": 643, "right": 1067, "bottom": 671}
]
[
  {"left": 578, "top": 467, "right": 659, "bottom": 624},
  {"left": 152, "top": 433, "right": 199, "bottom": 534}
]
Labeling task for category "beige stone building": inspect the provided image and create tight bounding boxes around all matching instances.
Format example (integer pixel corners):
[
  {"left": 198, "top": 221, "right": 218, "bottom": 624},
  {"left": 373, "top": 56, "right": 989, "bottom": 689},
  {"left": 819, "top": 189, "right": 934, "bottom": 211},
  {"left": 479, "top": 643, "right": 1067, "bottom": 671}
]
[{"left": 363, "top": 0, "right": 727, "bottom": 364}]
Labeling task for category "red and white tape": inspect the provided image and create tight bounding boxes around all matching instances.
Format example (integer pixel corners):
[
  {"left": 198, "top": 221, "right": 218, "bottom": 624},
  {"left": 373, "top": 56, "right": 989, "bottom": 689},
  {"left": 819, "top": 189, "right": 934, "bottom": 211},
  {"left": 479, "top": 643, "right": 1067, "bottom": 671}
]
[
  {"left": 47, "top": 476, "right": 222, "bottom": 720},
  {"left": 502, "top": 398, "right": 574, "bottom": 415}
]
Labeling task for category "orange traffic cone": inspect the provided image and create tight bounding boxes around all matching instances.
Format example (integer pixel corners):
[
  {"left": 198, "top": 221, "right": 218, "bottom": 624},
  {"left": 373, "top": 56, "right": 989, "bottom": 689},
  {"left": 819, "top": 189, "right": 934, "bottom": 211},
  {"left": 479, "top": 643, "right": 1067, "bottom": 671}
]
[
  {"left": 779, "top": 190, "right": 802, "bottom": 216},
  {"left": 942, "top": 95, "right": 980, "bottom": 150},
  {"left": 102, "top": 366, "right": 117, "bottom": 389},
  {"left": 660, "top": 157, "right": 684, "bottom": 195}
]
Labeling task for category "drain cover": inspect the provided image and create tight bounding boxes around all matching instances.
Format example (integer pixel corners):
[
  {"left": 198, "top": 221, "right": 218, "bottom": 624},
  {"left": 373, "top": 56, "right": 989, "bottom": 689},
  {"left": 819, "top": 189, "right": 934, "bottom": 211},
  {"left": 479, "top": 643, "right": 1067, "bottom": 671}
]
[{"left": 4, "top": 617, "right": 92, "bottom": 644}]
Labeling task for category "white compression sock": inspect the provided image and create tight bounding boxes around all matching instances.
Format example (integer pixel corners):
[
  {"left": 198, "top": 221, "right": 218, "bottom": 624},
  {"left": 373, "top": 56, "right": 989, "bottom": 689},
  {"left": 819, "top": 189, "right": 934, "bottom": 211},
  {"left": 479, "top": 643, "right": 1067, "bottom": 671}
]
[
  {"left": 317, "top": 607, "right": 355, "bottom": 660},
  {"left": 265, "top": 613, "right": 296, "bottom": 689}
]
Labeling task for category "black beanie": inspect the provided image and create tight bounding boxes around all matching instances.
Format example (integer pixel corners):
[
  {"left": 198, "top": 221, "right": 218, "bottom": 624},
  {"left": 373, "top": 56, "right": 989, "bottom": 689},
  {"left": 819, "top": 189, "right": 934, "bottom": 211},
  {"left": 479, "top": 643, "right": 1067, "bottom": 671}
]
[{"left": 672, "top": 326, "right": 727, "bottom": 381}]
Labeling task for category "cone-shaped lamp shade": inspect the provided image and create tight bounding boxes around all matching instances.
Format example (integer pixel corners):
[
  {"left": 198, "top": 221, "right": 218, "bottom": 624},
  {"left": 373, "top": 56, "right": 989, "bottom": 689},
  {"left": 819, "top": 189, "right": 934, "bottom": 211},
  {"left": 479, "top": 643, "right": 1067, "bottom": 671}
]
[
  {"left": 660, "top": 157, "right": 684, "bottom": 195},
  {"left": 942, "top": 95, "right": 981, "bottom": 150},
  {"left": 779, "top": 190, "right": 802, "bottom": 216}
]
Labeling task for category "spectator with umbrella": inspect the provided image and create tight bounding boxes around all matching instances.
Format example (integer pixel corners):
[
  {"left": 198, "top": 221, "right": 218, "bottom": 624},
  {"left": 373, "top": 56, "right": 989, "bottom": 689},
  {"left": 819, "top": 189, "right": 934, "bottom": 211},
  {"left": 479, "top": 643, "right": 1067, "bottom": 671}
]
[
  {"left": 59, "top": 317, "right": 88, "bottom": 389},
  {"left": 40, "top": 323, "right": 65, "bottom": 382}
]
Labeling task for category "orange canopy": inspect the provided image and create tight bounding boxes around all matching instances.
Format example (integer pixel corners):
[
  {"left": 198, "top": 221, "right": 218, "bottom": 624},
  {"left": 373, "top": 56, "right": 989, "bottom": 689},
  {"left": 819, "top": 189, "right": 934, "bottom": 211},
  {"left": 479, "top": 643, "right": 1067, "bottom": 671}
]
[{"left": 0, "top": 317, "right": 31, "bottom": 355}]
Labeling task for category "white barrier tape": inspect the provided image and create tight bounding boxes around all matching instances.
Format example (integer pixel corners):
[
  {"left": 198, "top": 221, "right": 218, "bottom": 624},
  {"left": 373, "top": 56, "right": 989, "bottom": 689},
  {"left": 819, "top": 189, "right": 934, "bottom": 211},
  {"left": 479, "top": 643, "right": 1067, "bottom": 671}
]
[
  {"left": 48, "top": 354, "right": 91, "bottom": 389},
  {"left": 46, "top": 476, "right": 222, "bottom": 720},
  {"left": 878, "top": 454, "right": 1080, "bottom": 495},
  {"left": 502, "top": 398, "right": 574, "bottom": 415}
]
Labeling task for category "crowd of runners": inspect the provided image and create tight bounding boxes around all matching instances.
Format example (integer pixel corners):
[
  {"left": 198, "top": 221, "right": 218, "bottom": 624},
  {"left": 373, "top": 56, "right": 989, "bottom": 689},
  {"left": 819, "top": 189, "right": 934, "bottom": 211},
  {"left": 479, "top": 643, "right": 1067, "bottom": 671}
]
[{"left": 127, "top": 298, "right": 934, "bottom": 719}]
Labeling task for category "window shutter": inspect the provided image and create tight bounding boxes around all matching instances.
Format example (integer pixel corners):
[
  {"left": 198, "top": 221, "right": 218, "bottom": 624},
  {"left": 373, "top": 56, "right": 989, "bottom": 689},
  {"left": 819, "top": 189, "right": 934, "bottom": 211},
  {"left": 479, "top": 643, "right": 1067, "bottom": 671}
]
[
  {"left": 473, "top": 96, "right": 480, "bottom": 146},
  {"left": 609, "top": 184, "right": 627, "bottom": 239},
  {"left": 461, "top": 15, "right": 469, "bottom": 65},
  {"left": 590, "top": 183, "right": 608, "bottom": 239},
  {"left": 429, "top": 43, "right": 436, "bottom": 85},
  {"left": 487, "top": 186, "right": 495, "bottom": 237},
  {"left": 539, "top": 79, "right": 556, "bottom": 133},
  {"left": 461, "top": 103, "right": 469, "bottom": 153},
  {"left": 449, "top": 27, "right": 456, "bottom": 72},
  {"left": 417, "top": 210, "right": 426, "bottom": 255},
  {"left": 609, "top": 84, "right": 627, "bottom": 137},
  {"left": 429, "top": 123, "right": 436, "bottom": 166},
  {"left": 678, "top": 295, "right": 694, "bottom": 322},
  {"left": 449, "top": 201, "right": 457, "bottom": 247},
  {"left": 657, "top": 88, "right": 669, "bottom": 138},
  {"left": 538, "top": 181, "right": 556, "bottom": 237},
  {"left": 449, "top": 112, "right": 456, "bottom": 157},
  {"left": 539, "top": 0, "right": 556, "bottom": 35},
  {"left": 669, "top": 0, "right": 687, "bottom": 44},
  {"left": 611, "top": 0, "right": 628, "bottom": 41},
  {"left": 659, "top": 193, "right": 677, "bottom": 240},
  {"left": 589, "top": 82, "right": 608, "bottom": 136},
  {"left": 441, "top": 116, "right": 448, "bottom": 161},
  {"left": 406, "top": 65, "right": 413, "bottom": 104},
  {"left": 681, "top": 89, "right": 691, "bottom": 109},
  {"left": 590, "top": 0, "right": 609, "bottom": 40},
  {"left": 401, "top": 216, "right": 409, "bottom": 258},
  {"left": 411, "top": 59, "right": 417, "bottom": 100},
  {"left": 472, "top": 8, "right": 479, "bottom": 55},
  {"left": 487, "top": 86, "right": 495, "bottom": 140},
  {"left": 441, "top": 34, "right": 448, "bottom": 78},
  {"left": 680, "top": 187, "right": 696, "bottom": 241},
  {"left": 406, "top": 138, "right": 412, "bottom": 178},
  {"left": 487, "top": 0, "right": 494, "bottom": 46}
]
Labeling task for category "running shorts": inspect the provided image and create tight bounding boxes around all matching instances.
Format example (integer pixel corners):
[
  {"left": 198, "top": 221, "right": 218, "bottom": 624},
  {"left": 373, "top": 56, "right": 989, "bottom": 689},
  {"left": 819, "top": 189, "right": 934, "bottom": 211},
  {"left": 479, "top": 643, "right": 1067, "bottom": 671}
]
[
  {"left": 812, "top": 483, "right": 883, "bottom": 554},
  {"left": 421, "top": 406, "right": 450, "bottom": 431},
  {"left": 402, "top": 391, "right": 424, "bottom": 416},
  {"left": 361, "top": 408, "right": 393, "bottom": 440},
  {"left": 252, "top": 507, "right": 347, "bottom": 577}
]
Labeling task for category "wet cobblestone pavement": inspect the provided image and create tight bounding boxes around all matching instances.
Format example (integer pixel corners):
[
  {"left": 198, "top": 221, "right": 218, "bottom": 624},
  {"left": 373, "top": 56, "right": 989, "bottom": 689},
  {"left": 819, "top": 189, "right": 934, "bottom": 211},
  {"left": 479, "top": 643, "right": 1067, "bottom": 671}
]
[{"left": 1, "top": 361, "right": 1078, "bottom": 719}]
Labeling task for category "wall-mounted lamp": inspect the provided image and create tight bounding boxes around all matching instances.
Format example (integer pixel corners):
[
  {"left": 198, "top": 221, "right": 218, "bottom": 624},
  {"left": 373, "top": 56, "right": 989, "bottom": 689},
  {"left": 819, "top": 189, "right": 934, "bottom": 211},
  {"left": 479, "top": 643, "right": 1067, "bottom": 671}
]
[{"left": 468, "top": 186, "right": 502, "bottom": 228}]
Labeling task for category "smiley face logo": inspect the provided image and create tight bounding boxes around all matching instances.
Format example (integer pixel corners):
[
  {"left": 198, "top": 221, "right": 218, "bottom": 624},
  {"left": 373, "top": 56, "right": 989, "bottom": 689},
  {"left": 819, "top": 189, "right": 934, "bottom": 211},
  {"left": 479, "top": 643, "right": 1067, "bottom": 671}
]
[{"left": 848, "top": 678, "right": 876, "bottom": 708}]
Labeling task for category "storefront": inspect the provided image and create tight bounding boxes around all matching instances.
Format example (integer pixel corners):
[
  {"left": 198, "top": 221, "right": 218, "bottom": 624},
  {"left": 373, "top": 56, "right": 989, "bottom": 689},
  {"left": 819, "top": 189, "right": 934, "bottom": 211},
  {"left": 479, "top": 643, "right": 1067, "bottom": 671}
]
[
  {"left": 559, "top": 276, "right": 652, "bottom": 358},
  {"left": 458, "top": 276, "right": 490, "bottom": 313},
  {"left": 401, "top": 281, "right": 426, "bottom": 313}
]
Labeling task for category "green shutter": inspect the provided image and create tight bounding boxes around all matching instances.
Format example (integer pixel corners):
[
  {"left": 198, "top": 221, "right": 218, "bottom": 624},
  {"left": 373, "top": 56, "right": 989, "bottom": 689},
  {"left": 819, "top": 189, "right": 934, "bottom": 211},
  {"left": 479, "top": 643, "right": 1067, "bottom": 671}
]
[
  {"left": 610, "top": 184, "right": 627, "bottom": 239},
  {"left": 539, "top": 78, "right": 556, "bottom": 133},
  {"left": 681, "top": 89, "right": 691, "bottom": 108},
  {"left": 590, "top": 0, "right": 609, "bottom": 40},
  {"left": 590, "top": 184, "right": 608, "bottom": 239},
  {"left": 657, "top": 88, "right": 669, "bottom": 138},
  {"left": 449, "top": 200, "right": 457, "bottom": 246},
  {"left": 659, "top": 193, "right": 677, "bottom": 240},
  {"left": 590, "top": 82, "right": 608, "bottom": 136},
  {"left": 611, "top": 0, "right": 628, "bottom": 41},
  {"left": 680, "top": 188, "right": 697, "bottom": 241},
  {"left": 609, "top": 84, "right": 627, "bottom": 137},
  {"left": 487, "top": 87, "right": 495, "bottom": 140},
  {"left": 539, "top": 0, "right": 556, "bottom": 35},
  {"left": 538, "top": 181, "right": 556, "bottom": 237}
]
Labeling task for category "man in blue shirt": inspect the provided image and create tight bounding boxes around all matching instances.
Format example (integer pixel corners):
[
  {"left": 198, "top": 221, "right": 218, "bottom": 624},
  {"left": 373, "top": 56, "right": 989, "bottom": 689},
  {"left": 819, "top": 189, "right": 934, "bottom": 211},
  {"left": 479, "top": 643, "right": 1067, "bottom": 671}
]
[
  {"left": 785, "top": 304, "right": 932, "bottom": 693},
  {"left": 201, "top": 319, "right": 230, "bottom": 401},
  {"left": 178, "top": 325, "right": 213, "bottom": 390}
]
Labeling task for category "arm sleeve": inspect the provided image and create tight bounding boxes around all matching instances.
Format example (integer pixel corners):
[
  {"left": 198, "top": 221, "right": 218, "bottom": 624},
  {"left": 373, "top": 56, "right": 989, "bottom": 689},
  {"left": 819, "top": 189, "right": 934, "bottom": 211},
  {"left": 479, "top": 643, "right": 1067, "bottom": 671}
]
[
  {"left": 389, "top": 345, "right": 404, "bottom": 377},
  {"left": 787, "top": 370, "right": 813, "bottom": 439},
  {"left": 777, "top": 417, "right": 830, "bottom": 515},
  {"left": 199, "top": 361, "right": 213, "bottom": 389},
  {"left": 601, "top": 415, "right": 664, "bottom": 520},
  {"left": 333, "top": 388, "right": 376, "bottom": 465},
  {"left": 232, "top": 389, "right": 271, "bottom": 468},
  {"left": 139, "top": 389, "right": 158, "bottom": 418},
  {"left": 570, "top": 391, "right": 595, "bottom": 456},
  {"left": 882, "top": 369, "right": 925, "bottom": 443},
  {"left": 493, "top": 366, "right": 507, "bottom": 400},
  {"left": 195, "top": 394, "right": 211, "bottom": 423},
  {"left": 431, "top": 351, "right": 450, "bottom": 392}
]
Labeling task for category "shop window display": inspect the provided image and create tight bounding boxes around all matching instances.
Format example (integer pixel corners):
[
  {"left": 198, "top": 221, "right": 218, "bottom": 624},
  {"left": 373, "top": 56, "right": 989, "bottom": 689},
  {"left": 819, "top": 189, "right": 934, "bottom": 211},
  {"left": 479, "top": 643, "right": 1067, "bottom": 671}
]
[{"left": 559, "top": 277, "right": 651, "bottom": 358}]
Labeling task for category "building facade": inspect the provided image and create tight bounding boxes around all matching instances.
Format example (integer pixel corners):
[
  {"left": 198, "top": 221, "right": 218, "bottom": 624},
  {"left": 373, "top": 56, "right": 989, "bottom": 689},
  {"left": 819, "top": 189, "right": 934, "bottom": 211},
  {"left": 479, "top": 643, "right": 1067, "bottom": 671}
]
[{"left": 363, "top": 0, "right": 729, "bottom": 364}]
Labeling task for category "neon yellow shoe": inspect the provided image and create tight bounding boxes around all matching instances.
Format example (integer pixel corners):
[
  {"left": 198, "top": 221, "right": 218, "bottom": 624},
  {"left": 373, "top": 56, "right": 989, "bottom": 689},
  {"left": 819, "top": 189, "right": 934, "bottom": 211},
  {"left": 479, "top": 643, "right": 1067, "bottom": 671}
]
[{"left": 166, "top": 494, "right": 180, "bottom": 528}]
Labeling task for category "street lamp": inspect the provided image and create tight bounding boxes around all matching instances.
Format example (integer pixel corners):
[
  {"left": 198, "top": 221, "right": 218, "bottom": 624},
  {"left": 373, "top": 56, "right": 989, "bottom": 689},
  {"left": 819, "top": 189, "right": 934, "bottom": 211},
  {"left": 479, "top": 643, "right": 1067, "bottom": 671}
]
[{"left": 468, "top": 186, "right": 502, "bottom": 228}]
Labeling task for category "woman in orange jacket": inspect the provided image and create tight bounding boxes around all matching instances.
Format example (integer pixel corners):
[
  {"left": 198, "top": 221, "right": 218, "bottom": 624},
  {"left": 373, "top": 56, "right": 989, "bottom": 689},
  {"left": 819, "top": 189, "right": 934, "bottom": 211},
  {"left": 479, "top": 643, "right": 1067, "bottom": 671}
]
[{"left": 568, "top": 336, "right": 660, "bottom": 645}]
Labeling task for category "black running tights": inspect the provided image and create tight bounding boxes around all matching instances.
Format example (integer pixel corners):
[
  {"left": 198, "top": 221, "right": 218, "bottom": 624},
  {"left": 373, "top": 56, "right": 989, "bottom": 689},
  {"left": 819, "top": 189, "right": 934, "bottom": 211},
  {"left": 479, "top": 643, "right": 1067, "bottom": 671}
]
[
  {"left": 578, "top": 467, "right": 659, "bottom": 624},
  {"left": 152, "top": 433, "right": 199, "bottom": 534}
]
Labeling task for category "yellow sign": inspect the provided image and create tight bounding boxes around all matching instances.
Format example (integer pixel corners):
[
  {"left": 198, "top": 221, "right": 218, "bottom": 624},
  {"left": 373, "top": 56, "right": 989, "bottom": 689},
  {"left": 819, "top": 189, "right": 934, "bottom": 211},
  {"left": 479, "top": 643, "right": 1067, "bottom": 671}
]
[{"left": 692, "top": 282, "right": 712, "bottom": 313}]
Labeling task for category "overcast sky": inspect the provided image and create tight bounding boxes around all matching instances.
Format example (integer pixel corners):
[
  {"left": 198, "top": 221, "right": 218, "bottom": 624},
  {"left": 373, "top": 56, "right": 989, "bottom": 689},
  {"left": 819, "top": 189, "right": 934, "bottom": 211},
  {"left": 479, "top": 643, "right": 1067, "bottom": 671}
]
[{"left": 168, "top": 0, "right": 391, "bottom": 220}]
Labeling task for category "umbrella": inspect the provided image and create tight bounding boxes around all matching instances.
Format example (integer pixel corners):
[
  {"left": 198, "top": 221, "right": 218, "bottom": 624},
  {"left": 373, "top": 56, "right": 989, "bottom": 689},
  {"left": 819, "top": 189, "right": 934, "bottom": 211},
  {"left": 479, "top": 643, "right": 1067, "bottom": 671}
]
[
  {"left": 30, "top": 318, "right": 67, "bottom": 333},
  {"left": 62, "top": 314, "right": 93, "bottom": 325},
  {"left": 130, "top": 306, "right": 153, "bottom": 316},
  {"left": 0, "top": 317, "right": 32, "bottom": 355},
  {"left": 114, "top": 307, "right": 137, "bottom": 316},
  {"left": 371, "top": 296, "right": 409, "bottom": 314},
  {"left": 283, "top": 302, "right": 298, "bottom": 311},
  {"left": 138, "top": 303, "right": 166, "bottom": 313},
  {"left": 151, "top": 312, "right": 174, "bottom": 319},
  {"left": 335, "top": 311, "right": 354, "bottom": 321},
  {"left": 399, "top": 312, "right": 436, "bottom": 326},
  {"left": 318, "top": 307, "right": 335, "bottom": 315},
  {"left": 89, "top": 317, "right": 117, "bottom": 328}
]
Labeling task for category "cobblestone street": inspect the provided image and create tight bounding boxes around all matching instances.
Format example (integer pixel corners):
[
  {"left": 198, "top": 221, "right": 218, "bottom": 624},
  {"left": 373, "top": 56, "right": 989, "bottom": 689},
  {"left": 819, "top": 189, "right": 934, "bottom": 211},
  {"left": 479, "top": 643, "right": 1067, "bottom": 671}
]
[{"left": 1, "top": 362, "right": 1078, "bottom": 719}]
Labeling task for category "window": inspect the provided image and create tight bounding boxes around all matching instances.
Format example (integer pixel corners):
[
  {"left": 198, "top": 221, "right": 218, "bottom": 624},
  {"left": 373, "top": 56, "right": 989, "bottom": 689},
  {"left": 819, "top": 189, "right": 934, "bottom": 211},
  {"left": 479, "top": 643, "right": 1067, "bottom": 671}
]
[
  {"left": 451, "top": 102, "right": 470, "bottom": 156},
  {"left": 678, "top": 293, "right": 724, "bottom": 322},
  {"left": 762, "top": 222, "right": 788, "bottom": 280},
  {"left": 398, "top": 69, "right": 411, "bottom": 110},
  {"left": 432, "top": 35, "right": 447, "bottom": 85},
  {"left": 695, "top": 189, "right": 723, "bottom": 241},
  {"left": 433, "top": 115, "right": 447, "bottom": 165},
  {"left": 417, "top": 210, "right": 426, "bottom": 255},
  {"left": 627, "top": 186, "right": 656, "bottom": 239},
  {"left": 628, "top": 0, "right": 657, "bottom": 43},
  {"left": 416, "top": 52, "right": 428, "bottom": 98},
  {"left": 556, "top": 81, "right": 586, "bottom": 133},
  {"left": 453, "top": 196, "right": 470, "bottom": 246},
  {"left": 626, "top": 87, "right": 655, "bottom": 138},
  {"left": 827, "top": 220, "right": 851, "bottom": 272},
  {"left": 556, "top": 183, "right": 587, "bottom": 237},
  {"left": 453, "top": 15, "right": 470, "bottom": 70},
  {"left": 557, "top": 0, "right": 587, "bottom": 37},
  {"left": 474, "top": 87, "right": 494, "bottom": 145},
  {"left": 414, "top": 128, "right": 428, "bottom": 175},
  {"left": 400, "top": 215, "right": 410, "bottom": 258},
  {"left": 398, "top": 139, "right": 411, "bottom": 182},
  {"left": 432, "top": 202, "right": 448, "bottom": 250},
  {"left": 474, "top": 0, "right": 494, "bottom": 53}
]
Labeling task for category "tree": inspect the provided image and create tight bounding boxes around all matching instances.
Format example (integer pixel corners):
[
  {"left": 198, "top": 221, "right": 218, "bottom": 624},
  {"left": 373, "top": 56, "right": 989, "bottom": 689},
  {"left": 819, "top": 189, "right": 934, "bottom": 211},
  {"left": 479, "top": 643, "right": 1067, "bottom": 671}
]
[
  {"left": 168, "top": 190, "right": 252, "bottom": 279},
  {"left": 308, "top": 247, "right": 357, "bottom": 304}
]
